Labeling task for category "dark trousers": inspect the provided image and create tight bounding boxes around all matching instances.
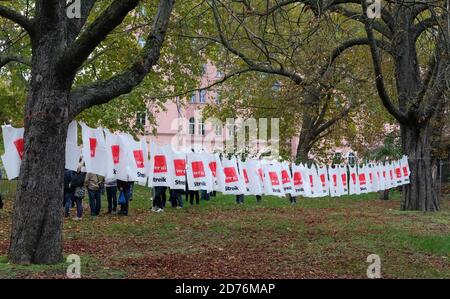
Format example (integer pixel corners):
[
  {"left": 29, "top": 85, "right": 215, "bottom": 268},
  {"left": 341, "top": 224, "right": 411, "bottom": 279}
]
[
  {"left": 74, "top": 196, "right": 84, "bottom": 218},
  {"left": 0, "top": 193, "right": 3, "bottom": 209},
  {"left": 119, "top": 187, "right": 131, "bottom": 215},
  {"left": 288, "top": 194, "right": 297, "bottom": 203},
  {"left": 88, "top": 189, "right": 101, "bottom": 216},
  {"left": 201, "top": 190, "right": 210, "bottom": 201},
  {"left": 106, "top": 186, "right": 118, "bottom": 212},
  {"left": 64, "top": 191, "right": 74, "bottom": 217},
  {"left": 189, "top": 190, "right": 200, "bottom": 205},
  {"left": 236, "top": 194, "right": 244, "bottom": 204},
  {"left": 153, "top": 186, "right": 167, "bottom": 209},
  {"left": 256, "top": 195, "right": 262, "bottom": 202},
  {"left": 170, "top": 189, "right": 183, "bottom": 208}
]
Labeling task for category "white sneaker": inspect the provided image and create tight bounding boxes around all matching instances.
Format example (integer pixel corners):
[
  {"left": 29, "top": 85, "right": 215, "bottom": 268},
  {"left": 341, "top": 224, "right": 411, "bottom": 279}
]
[
  {"left": 156, "top": 208, "right": 164, "bottom": 213},
  {"left": 151, "top": 207, "right": 158, "bottom": 212}
]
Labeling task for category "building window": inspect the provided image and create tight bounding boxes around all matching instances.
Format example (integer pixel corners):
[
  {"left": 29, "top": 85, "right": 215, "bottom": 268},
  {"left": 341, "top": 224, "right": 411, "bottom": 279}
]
[
  {"left": 138, "top": 37, "right": 145, "bottom": 48},
  {"left": 272, "top": 81, "right": 281, "bottom": 92},
  {"left": 198, "top": 119, "right": 205, "bottom": 136},
  {"left": 136, "top": 112, "right": 146, "bottom": 126},
  {"left": 201, "top": 63, "right": 208, "bottom": 75},
  {"left": 215, "top": 92, "right": 220, "bottom": 105},
  {"left": 215, "top": 124, "right": 222, "bottom": 136},
  {"left": 189, "top": 117, "right": 195, "bottom": 135},
  {"left": 348, "top": 152, "right": 356, "bottom": 165},
  {"left": 199, "top": 90, "right": 206, "bottom": 103},
  {"left": 190, "top": 92, "right": 196, "bottom": 103},
  {"left": 227, "top": 123, "right": 234, "bottom": 137}
]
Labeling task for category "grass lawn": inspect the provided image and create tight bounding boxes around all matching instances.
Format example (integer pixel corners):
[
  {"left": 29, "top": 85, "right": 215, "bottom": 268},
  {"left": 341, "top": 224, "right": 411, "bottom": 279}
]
[{"left": 0, "top": 186, "right": 449, "bottom": 278}]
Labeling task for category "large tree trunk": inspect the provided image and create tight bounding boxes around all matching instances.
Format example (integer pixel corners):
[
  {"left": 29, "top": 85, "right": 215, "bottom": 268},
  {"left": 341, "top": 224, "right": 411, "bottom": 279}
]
[
  {"left": 296, "top": 140, "right": 312, "bottom": 164},
  {"left": 379, "top": 190, "right": 389, "bottom": 200},
  {"left": 8, "top": 118, "right": 68, "bottom": 264},
  {"left": 400, "top": 124, "right": 440, "bottom": 211},
  {"left": 8, "top": 20, "right": 71, "bottom": 264}
]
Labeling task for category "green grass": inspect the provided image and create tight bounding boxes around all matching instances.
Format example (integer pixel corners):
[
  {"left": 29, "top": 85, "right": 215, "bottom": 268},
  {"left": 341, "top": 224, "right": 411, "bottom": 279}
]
[{"left": 0, "top": 186, "right": 449, "bottom": 278}]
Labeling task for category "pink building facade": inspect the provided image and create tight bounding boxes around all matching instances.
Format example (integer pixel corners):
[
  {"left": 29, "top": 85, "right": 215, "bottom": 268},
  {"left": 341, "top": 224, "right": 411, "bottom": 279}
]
[
  {"left": 141, "top": 62, "right": 229, "bottom": 152},
  {"left": 140, "top": 62, "right": 387, "bottom": 161}
]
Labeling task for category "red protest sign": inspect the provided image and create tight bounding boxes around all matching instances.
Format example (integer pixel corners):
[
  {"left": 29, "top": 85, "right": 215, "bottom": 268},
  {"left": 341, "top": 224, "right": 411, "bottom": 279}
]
[
  {"left": 154, "top": 155, "right": 167, "bottom": 173},
  {"left": 13, "top": 138, "right": 24, "bottom": 160},
  {"left": 174, "top": 159, "right": 186, "bottom": 177}
]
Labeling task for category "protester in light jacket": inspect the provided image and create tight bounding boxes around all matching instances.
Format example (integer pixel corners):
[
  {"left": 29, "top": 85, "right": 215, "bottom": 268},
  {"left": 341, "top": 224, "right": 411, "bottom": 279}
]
[{"left": 84, "top": 173, "right": 104, "bottom": 216}]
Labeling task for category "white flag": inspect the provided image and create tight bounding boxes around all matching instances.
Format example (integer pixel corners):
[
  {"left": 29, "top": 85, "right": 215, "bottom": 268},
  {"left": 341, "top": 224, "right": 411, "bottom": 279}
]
[
  {"left": 291, "top": 163, "right": 306, "bottom": 197},
  {"left": 148, "top": 143, "right": 171, "bottom": 187},
  {"left": 80, "top": 122, "right": 107, "bottom": 177},
  {"left": 317, "top": 165, "right": 330, "bottom": 197},
  {"left": 280, "top": 162, "right": 294, "bottom": 195},
  {"left": 399, "top": 155, "right": 410, "bottom": 185},
  {"left": 245, "top": 158, "right": 264, "bottom": 196},
  {"left": 220, "top": 156, "right": 245, "bottom": 195},
  {"left": 1, "top": 125, "right": 24, "bottom": 179},
  {"left": 186, "top": 152, "right": 213, "bottom": 191},
  {"left": 348, "top": 164, "right": 360, "bottom": 195},
  {"left": 166, "top": 148, "right": 187, "bottom": 190},
  {"left": 65, "top": 121, "right": 81, "bottom": 172},
  {"left": 262, "top": 161, "right": 285, "bottom": 197}
]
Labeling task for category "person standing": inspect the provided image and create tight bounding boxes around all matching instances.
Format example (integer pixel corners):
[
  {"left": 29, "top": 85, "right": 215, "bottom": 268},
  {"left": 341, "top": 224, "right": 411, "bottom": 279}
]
[
  {"left": 71, "top": 165, "right": 86, "bottom": 220},
  {"left": 105, "top": 178, "right": 118, "bottom": 214},
  {"left": 0, "top": 170, "right": 4, "bottom": 209},
  {"left": 85, "top": 173, "right": 104, "bottom": 216},
  {"left": 236, "top": 194, "right": 244, "bottom": 204},
  {"left": 170, "top": 189, "right": 183, "bottom": 209},
  {"left": 189, "top": 190, "right": 200, "bottom": 206},
  {"left": 63, "top": 169, "right": 75, "bottom": 217},
  {"left": 152, "top": 186, "right": 166, "bottom": 212},
  {"left": 117, "top": 179, "right": 132, "bottom": 216}
]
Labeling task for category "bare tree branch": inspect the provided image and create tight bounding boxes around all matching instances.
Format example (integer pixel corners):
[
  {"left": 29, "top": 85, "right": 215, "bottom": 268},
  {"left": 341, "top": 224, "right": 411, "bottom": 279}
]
[
  {"left": 66, "top": 0, "right": 98, "bottom": 43},
  {"left": 58, "top": 0, "right": 140, "bottom": 76},
  {"left": 361, "top": 1, "right": 408, "bottom": 124},
  {"left": 146, "top": 68, "right": 254, "bottom": 100},
  {"left": 319, "top": 37, "right": 393, "bottom": 77},
  {"left": 209, "top": 0, "right": 304, "bottom": 84},
  {"left": 0, "top": 5, "right": 34, "bottom": 36},
  {"left": 68, "top": 0, "right": 175, "bottom": 119},
  {"left": 0, "top": 53, "right": 31, "bottom": 70}
]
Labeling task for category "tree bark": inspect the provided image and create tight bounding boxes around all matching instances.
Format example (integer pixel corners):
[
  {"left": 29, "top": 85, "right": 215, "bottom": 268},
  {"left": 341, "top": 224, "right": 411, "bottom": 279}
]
[
  {"left": 8, "top": 10, "right": 72, "bottom": 263},
  {"left": 379, "top": 190, "right": 389, "bottom": 200},
  {"left": 400, "top": 124, "right": 440, "bottom": 211},
  {"left": 8, "top": 118, "right": 68, "bottom": 264}
]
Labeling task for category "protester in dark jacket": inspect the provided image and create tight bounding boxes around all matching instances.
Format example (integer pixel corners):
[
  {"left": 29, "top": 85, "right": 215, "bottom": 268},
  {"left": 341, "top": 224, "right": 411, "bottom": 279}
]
[
  {"left": 71, "top": 166, "right": 86, "bottom": 220},
  {"left": 0, "top": 170, "right": 3, "bottom": 209},
  {"left": 105, "top": 178, "right": 118, "bottom": 214},
  {"left": 117, "top": 179, "right": 132, "bottom": 216},
  {"left": 64, "top": 169, "right": 75, "bottom": 217}
]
